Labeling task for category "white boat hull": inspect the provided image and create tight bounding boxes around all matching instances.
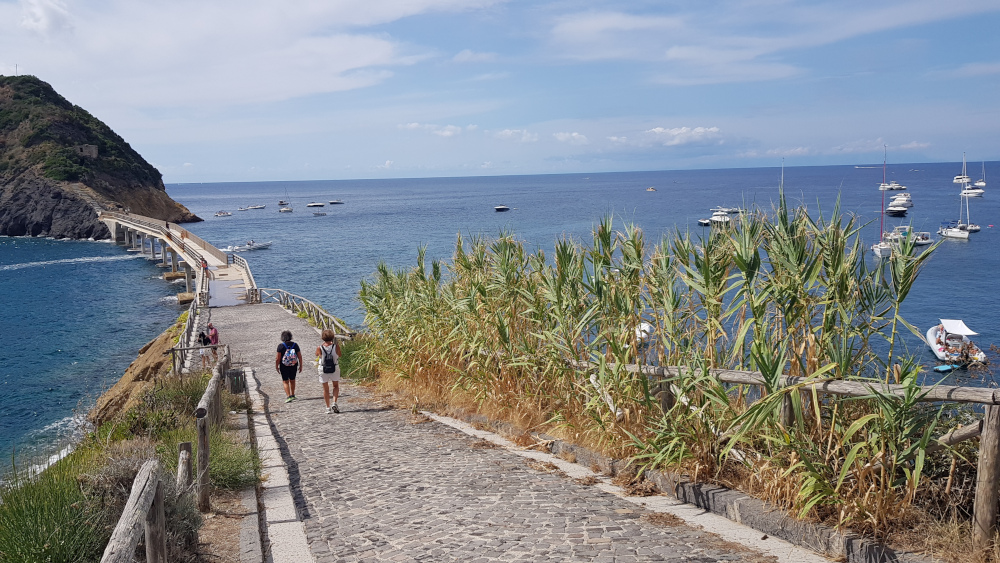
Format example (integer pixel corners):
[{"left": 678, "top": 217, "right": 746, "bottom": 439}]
[{"left": 925, "top": 324, "right": 986, "bottom": 363}]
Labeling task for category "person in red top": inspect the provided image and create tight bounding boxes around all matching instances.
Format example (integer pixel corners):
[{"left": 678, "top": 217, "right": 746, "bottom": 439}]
[{"left": 208, "top": 323, "right": 219, "bottom": 360}]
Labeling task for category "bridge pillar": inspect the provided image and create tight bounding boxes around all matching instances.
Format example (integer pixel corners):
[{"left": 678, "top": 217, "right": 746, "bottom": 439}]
[
  {"left": 183, "top": 263, "right": 193, "bottom": 293},
  {"left": 171, "top": 248, "right": 179, "bottom": 273},
  {"left": 159, "top": 239, "right": 169, "bottom": 265}
]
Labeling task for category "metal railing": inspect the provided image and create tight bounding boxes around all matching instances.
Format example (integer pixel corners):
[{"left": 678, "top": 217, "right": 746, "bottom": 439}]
[
  {"left": 232, "top": 254, "right": 258, "bottom": 303},
  {"left": 259, "top": 287, "right": 355, "bottom": 337}
]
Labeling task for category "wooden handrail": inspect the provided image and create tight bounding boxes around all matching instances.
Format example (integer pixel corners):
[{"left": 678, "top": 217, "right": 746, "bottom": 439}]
[{"left": 100, "top": 460, "right": 165, "bottom": 563}]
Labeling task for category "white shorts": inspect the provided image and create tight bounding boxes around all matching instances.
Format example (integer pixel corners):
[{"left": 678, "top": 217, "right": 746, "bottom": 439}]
[{"left": 318, "top": 365, "right": 340, "bottom": 383}]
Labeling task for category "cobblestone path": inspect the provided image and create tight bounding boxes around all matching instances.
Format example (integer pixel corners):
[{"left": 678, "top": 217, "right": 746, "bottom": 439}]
[{"left": 208, "top": 304, "right": 781, "bottom": 562}]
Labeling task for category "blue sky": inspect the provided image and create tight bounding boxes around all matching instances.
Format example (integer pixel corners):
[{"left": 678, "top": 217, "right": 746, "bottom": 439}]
[{"left": 2, "top": 0, "right": 999, "bottom": 183}]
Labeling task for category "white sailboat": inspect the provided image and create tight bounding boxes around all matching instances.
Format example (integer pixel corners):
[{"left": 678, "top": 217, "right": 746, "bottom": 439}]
[
  {"left": 872, "top": 146, "right": 894, "bottom": 258},
  {"left": 953, "top": 153, "right": 971, "bottom": 184},
  {"left": 960, "top": 194, "right": 980, "bottom": 232},
  {"left": 974, "top": 162, "right": 987, "bottom": 188}
]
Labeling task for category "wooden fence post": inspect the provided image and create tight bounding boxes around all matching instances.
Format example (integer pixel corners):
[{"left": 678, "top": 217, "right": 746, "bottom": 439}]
[
  {"left": 975, "top": 405, "right": 1000, "bottom": 551},
  {"left": 177, "top": 442, "right": 192, "bottom": 492},
  {"left": 144, "top": 481, "right": 166, "bottom": 563},
  {"left": 197, "top": 417, "right": 210, "bottom": 512}
]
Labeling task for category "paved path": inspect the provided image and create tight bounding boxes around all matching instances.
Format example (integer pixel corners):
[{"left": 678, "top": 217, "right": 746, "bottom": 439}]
[{"left": 208, "top": 303, "right": 819, "bottom": 563}]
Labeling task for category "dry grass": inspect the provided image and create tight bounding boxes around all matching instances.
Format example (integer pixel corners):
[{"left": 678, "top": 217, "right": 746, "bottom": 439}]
[
  {"left": 524, "top": 459, "right": 565, "bottom": 476},
  {"left": 469, "top": 439, "right": 498, "bottom": 449},
  {"left": 573, "top": 475, "right": 599, "bottom": 486}
]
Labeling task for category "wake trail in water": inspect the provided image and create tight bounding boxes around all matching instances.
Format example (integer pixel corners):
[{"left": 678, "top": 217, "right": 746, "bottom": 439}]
[{"left": 0, "top": 254, "right": 143, "bottom": 271}]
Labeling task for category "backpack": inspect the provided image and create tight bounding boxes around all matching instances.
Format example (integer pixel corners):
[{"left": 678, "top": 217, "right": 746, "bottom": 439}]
[
  {"left": 281, "top": 342, "right": 298, "bottom": 366},
  {"left": 321, "top": 345, "right": 337, "bottom": 374}
]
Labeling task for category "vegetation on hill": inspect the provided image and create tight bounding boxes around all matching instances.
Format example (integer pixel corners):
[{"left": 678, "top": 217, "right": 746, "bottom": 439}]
[
  {"left": 0, "top": 75, "right": 161, "bottom": 187},
  {"left": 357, "top": 196, "right": 995, "bottom": 561}
]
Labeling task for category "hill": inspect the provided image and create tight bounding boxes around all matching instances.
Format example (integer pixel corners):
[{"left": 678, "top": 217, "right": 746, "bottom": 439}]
[{"left": 0, "top": 75, "right": 199, "bottom": 238}]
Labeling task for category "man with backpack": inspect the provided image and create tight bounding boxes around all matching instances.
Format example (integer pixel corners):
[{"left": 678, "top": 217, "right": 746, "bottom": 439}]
[
  {"left": 315, "top": 329, "right": 342, "bottom": 413},
  {"left": 275, "top": 330, "right": 303, "bottom": 403}
]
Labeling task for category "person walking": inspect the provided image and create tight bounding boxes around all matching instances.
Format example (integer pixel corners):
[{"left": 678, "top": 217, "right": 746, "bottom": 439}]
[
  {"left": 208, "top": 322, "right": 219, "bottom": 360},
  {"left": 198, "top": 331, "right": 212, "bottom": 369},
  {"left": 275, "top": 330, "right": 302, "bottom": 403},
  {"left": 315, "top": 329, "right": 343, "bottom": 413}
]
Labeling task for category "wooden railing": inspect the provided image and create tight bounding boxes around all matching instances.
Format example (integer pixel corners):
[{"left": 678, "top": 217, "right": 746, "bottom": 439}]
[
  {"left": 194, "top": 345, "right": 231, "bottom": 511},
  {"left": 100, "top": 460, "right": 166, "bottom": 563},
  {"left": 259, "top": 288, "right": 355, "bottom": 338},
  {"left": 571, "top": 360, "right": 1000, "bottom": 550}
]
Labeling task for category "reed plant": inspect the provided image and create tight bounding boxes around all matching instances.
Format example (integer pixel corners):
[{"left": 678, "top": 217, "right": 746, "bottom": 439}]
[{"left": 359, "top": 193, "right": 968, "bottom": 541}]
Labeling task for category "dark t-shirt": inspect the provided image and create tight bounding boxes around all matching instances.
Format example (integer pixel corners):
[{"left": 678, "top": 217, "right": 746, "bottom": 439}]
[{"left": 277, "top": 342, "right": 302, "bottom": 365}]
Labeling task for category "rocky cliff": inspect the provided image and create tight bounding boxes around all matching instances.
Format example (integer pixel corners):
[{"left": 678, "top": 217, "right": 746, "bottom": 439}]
[{"left": 0, "top": 75, "right": 200, "bottom": 239}]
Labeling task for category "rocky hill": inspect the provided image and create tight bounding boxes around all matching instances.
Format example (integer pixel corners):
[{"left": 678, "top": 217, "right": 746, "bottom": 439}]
[{"left": 0, "top": 75, "right": 199, "bottom": 239}]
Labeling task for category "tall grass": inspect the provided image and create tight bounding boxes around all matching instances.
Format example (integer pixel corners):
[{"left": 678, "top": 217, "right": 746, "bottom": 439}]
[{"left": 358, "top": 194, "right": 968, "bottom": 540}]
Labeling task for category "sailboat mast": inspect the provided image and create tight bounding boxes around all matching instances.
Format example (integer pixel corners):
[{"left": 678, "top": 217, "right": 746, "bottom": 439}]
[{"left": 880, "top": 146, "right": 886, "bottom": 235}]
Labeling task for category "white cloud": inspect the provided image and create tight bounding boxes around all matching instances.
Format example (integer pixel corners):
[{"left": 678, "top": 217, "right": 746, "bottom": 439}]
[
  {"left": 19, "top": 0, "right": 73, "bottom": 35},
  {"left": 899, "top": 141, "right": 931, "bottom": 149},
  {"left": 831, "top": 138, "right": 887, "bottom": 154},
  {"left": 495, "top": 129, "right": 538, "bottom": 142},
  {"left": 645, "top": 126, "right": 720, "bottom": 146},
  {"left": 453, "top": 49, "right": 497, "bottom": 63},
  {"left": 377, "top": 160, "right": 393, "bottom": 169},
  {"left": 553, "top": 131, "right": 588, "bottom": 145},
  {"left": 433, "top": 125, "right": 463, "bottom": 137},
  {"left": 608, "top": 136, "right": 627, "bottom": 143}
]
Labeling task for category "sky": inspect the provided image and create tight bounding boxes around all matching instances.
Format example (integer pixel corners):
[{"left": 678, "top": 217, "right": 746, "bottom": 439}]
[{"left": 2, "top": 0, "right": 1000, "bottom": 183}]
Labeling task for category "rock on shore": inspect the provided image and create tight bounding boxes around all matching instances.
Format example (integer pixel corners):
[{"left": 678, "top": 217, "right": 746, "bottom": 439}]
[
  {"left": 89, "top": 324, "right": 178, "bottom": 425},
  {"left": 0, "top": 75, "right": 200, "bottom": 239}
]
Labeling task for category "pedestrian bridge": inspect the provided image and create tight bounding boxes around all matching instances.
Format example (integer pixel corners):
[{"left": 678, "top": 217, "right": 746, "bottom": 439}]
[{"left": 98, "top": 210, "right": 257, "bottom": 307}]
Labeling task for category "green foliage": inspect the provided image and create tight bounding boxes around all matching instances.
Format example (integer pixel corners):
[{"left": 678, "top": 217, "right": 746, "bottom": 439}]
[
  {"left": 359, "top": 195, "right": 948, "bottom": 536},
  {"left": 0, "top": 454, "right": 108, "bottom": 562}
]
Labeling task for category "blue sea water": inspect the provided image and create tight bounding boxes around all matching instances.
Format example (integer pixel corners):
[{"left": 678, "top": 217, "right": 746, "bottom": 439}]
[{"left": 4, "top": 162, "right": 999, "bottom": 463}]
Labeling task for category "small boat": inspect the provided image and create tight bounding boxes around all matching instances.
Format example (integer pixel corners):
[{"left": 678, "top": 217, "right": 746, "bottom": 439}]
[
  {"left": 646, "top": 187, "right": 657, "bottom": 192},
  {"left": 247, "top": 205, "right": 266, "bottom": 210},
  {"left": 938, "top": 221, "right": 970, "bottom": 239},
  {"left": 495, "top": 205, "right": 510, "bottom": 212},
  {"left": 221, "top": 241, "right": 272, "bottom": 252},
  {"left": 709, "top": 211, "right": 731, "bottom": 225},
  {"left": 975, "top": 162, "right": 987, "bottom": 188},
  {"left": 871, "top": 240, "right": 893, "bottom": 259},
  {"left": 278, "top": 200, "right": 289, "bottom": 206},
  {"left": 237, "top": 207, "right": 249, "bottom": 211},
  {"left": 883, "top": 226, "right": 933, "bottom": 246},
  {"left": 960, "top": 193, "right": 980, "bottom": 232},
  {"left": 926, "top": 320, "right": 987, "bottom": 364},
  {"left": 889, "top": 193, "right": 912, "bottom": 207},
  {"left": 279, "top": 207, "right": 293, "bottom": 213},
  {"left": 312, "top": 212, "right": 327, "bottom": 216},
  {"left": 885, "top": 203, "right": 908, "bottom": 217},
  {"left": 306, "top": 202, "right": 325, "bottom": 207},
  {"left": 710, "top": 206, "right": 743, "bottom": 214},
  {"left": 697, "top": 218, "right": 711, "bottom": 227},
  {"left": 214, "top": 210, "right": 232, "bottom": 217},
  {"left": 329, "top": 200, "right": 345, "bottom": 204}
]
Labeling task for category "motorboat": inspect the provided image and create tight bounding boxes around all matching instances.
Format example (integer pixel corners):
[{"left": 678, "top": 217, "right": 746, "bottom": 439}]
[
  {"left": 709, "top": 211, "right": 731, "bottom": 225},
  {"left": 495, "top": 205, "right": 510, "bottom": 212},
  {"left": 871, "top": 239, "right": 893, "bottom": 259},
  {"left": 885, "top": 203, "right": 908, "bottom": 217},
  {"left": 329, "top": 200, "right": 345, "bottom": 204},
  {"left": 278, "top": 200, "right": 289, "bottom": 206},
  {"left": 883, "top": 226, "right": 933, "bottom": 246},
  {"left": 960, "top": 186, "right": 984, "bottom": 197},
  {"left": 938, "top": 221, "right": 970, "bottom": 239},
  {"left": 237, "top": 207, "right": 249, "bottom": 211},
  {"left": 889, "top": 193, "right": 912, "bottom": 207},
  {"left": 697, "top": 218, "right": 711, "bottom": 227},
  {"left": 306, "top": 202, "right": 325, "bottom": 207},
  {"left": 646, "top": 187, "right": 657, "bottom": 192},
  {"left": 247, "top": 205, "right": 266, "bottom": 209},
  {"left": 710, "top": 206, "right": 743, "bottom": 214},
  {"left": 214, "top": 210, "right": 232, "bottom": 217},
  {"left": 912, "top": 232, "right": 933, "bottom": 246},
  {"left": 881, "top": 180, "right": 906, "bottom": 190},
  {"left": 221, "top": 240, "right": 272, "bottom": 252},
  {"left": 312, "top": 212, "right": 327, "bottom": 216},
  {"left": 926, "top": 320, "right": 987, "bottom": 363},
  {"left": 279, "top": 206, "right": 293, "bottom": 213}
]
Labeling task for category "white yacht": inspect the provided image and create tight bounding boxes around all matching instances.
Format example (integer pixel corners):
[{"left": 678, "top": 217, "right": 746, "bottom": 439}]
[
  {"left": 306, "top": 202, "right": 325, "bottom": 207},
  {"left": 889, "top": 193, "right": 912, "bottom": 207}
]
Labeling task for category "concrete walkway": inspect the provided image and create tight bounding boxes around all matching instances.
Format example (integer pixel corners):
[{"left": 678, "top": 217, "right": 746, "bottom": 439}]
[{"left": 208, "top": 303, "right": 828, "bottom": 563}]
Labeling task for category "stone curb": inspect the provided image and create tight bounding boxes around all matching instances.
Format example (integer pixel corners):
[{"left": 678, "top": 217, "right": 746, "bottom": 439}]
[
  {"left": 247, "top": 367, "right": 314, "bottom": 562},
  {"left": 430, "top": 406, "right": 935, "bottom": 563},
  {"left": 232, "top": 372, "right": 264, "bottom": 563}
]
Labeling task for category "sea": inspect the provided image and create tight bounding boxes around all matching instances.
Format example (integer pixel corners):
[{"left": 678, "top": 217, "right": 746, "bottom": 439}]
[{"left": 3, "top": 162, "right": 999, "bottom": 466}]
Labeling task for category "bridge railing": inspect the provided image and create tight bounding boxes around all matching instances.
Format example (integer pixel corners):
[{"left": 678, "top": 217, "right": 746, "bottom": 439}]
[
  {"left": 193, "top": 345, "right": 231, "bottom": 511},
  {"left": 259, "top": 288, "right": 355, "bottom": 338},
  {"left": 231, "top": 254, "right": 258, "bottom": 303}
]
